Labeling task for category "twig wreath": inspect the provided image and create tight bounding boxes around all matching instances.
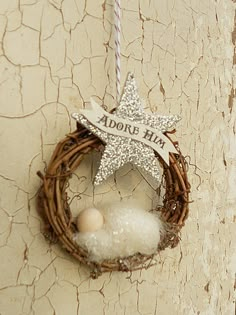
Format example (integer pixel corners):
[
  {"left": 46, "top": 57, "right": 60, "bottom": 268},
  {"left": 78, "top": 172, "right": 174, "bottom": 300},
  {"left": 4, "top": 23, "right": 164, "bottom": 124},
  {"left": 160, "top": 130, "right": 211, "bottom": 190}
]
[
  {"left": 37, "top": 1, "right": 190, "bottom": 279},
  {"left": 37, "top": 126, "right": 189, "bottom": 278}
]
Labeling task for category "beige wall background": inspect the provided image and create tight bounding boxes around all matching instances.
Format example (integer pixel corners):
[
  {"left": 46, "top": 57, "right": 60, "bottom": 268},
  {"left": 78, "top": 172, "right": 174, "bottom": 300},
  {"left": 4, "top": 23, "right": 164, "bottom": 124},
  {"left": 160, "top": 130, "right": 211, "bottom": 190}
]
[{"left": 0, "top": 0, "right": 236, "bottom": 314}]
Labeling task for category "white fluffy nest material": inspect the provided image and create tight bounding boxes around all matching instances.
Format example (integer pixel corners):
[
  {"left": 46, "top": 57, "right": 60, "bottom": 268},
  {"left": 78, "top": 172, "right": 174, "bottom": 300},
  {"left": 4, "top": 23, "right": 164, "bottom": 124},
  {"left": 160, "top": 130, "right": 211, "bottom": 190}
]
[{"left": 75, "top": 201, "right": 163, "bottom": 262}]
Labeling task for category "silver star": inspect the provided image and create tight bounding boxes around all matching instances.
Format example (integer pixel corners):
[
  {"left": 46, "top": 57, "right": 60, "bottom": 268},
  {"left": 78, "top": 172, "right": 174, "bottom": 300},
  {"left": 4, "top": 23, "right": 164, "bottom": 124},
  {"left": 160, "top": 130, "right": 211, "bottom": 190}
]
[{"left": 72, "top": 73, "right": 181, "bottom": 185}]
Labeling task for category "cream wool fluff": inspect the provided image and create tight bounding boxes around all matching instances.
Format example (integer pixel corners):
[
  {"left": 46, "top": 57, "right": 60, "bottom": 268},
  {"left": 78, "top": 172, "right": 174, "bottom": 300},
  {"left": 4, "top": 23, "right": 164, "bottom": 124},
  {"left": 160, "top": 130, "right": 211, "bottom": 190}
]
[{"left": 75, "top": 201, "right": 162, "bottom": 262}]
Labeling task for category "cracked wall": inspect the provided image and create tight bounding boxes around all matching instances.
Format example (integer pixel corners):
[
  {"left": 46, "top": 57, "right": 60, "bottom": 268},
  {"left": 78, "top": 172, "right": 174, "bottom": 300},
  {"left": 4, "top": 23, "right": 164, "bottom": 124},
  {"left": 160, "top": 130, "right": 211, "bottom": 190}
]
[{"left": 0, "top": 0, "right": 236, "bottom": 314}]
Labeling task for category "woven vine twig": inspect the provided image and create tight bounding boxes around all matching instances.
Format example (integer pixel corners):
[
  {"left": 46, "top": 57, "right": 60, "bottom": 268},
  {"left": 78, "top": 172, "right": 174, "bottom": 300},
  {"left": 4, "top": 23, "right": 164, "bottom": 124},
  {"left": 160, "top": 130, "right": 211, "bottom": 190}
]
[{"left": 37, "top": 123, "right": 190, "bottom": 278}]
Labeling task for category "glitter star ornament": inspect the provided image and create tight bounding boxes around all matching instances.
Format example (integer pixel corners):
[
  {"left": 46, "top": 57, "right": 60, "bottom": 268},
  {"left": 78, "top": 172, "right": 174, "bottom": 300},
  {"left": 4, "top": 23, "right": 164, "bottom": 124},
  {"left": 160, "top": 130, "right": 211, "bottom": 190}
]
[{"left": 72, "top": 73, "right": 181, "bottom": 185}]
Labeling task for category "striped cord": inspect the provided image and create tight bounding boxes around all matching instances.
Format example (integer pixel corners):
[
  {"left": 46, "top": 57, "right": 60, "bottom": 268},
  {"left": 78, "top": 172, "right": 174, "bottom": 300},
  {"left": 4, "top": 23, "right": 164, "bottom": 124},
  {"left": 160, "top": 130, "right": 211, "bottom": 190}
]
[{"left": 114, "top": 0, "right": 121, "bottom": 103}]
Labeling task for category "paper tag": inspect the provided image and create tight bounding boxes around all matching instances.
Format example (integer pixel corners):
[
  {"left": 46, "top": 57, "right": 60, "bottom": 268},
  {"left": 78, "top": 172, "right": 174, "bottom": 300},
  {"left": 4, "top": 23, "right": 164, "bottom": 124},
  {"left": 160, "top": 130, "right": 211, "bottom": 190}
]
[{"left": 79, "top": 99, "right": 178, "bottom": 165}]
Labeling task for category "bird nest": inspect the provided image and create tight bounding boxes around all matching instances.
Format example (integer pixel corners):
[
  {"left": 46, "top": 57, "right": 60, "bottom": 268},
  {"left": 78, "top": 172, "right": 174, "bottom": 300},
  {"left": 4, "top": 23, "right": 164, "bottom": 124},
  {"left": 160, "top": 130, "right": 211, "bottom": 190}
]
[{"left": 37, "top": 123, "right": 190, "bottom": 279}]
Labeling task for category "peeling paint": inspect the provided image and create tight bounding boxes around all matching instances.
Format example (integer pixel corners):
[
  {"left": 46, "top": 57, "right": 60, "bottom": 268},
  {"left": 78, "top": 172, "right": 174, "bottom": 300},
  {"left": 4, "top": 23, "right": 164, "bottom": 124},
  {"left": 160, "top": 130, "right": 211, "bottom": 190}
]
[{"left": 0, "top": 0, "right": 236, "bottom": 314}]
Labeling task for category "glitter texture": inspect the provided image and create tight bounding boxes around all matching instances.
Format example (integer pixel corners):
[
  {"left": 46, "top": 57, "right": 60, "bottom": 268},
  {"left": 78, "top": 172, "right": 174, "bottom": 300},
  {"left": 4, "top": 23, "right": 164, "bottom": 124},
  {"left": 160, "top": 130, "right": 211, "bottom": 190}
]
[{"left": 72, "top": 73, "right": 181, "bottom": 185}]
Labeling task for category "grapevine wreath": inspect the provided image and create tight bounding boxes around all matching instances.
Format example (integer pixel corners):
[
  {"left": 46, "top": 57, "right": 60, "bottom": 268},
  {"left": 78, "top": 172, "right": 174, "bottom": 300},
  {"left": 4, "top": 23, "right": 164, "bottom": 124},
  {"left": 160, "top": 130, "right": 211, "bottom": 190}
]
[{"left": 37, "top": 73, "right": 190, "bottom": 279}]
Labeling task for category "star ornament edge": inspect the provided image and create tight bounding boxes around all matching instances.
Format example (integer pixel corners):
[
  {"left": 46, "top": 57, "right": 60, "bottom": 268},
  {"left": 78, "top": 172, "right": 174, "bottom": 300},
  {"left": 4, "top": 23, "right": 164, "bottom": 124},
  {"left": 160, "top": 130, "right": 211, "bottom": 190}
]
[{"left": 72, "top": 73, "right": 181, "bottom": 185}]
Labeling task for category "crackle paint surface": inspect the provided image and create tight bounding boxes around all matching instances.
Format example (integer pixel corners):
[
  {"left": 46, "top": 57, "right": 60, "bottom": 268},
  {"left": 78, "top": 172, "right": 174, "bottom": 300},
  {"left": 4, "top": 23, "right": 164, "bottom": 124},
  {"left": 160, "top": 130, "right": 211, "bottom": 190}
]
[{"left": 0, "top": 1, "right": 236, "bottom": 314}]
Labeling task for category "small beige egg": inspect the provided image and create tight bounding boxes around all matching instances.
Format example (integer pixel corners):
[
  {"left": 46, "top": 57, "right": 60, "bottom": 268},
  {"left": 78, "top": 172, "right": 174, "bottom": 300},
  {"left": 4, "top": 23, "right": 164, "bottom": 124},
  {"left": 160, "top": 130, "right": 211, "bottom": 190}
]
[{"left": 77, "top": 208, "right": 104, "bottom": 233}]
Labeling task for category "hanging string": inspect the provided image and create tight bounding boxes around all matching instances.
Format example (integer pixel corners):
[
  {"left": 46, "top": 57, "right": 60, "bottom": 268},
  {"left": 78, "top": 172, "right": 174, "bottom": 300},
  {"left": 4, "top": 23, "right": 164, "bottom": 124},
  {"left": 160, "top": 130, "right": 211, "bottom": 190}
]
[{"left": 114, "top": 0, "right": 121, "bottom": 103}]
